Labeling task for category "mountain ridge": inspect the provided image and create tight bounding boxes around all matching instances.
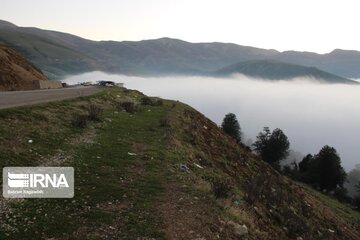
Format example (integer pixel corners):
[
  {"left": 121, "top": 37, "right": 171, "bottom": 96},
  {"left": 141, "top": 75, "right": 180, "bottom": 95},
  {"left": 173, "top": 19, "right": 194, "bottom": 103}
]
[
  {"left": 214, "top": 59, "right": 356, "bottom": 84},
  {"left": 1, "top": 19, "right": 360, "bottom": 81}
]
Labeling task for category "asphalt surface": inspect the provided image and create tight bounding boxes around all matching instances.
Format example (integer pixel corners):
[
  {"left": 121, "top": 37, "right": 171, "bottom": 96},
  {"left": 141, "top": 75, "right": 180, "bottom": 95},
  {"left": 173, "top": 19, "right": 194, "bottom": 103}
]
[{"left": 0, "top": 86, "right": 101, "bottom": 109}]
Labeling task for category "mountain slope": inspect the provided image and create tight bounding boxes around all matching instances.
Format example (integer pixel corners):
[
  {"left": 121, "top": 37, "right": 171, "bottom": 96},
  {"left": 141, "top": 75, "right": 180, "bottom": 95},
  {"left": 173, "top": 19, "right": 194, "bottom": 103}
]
[
  {"left": 274, "top": 49, "right": 360, "bottom": 79},
  {"left": 0, "top": 44, "right": 49, "bottom": 90},
  {"left": 1, "top": 19, "right": 360, "bottom": 80},
  {"left": 0, "top": 88, "right": 359, "bottom": 239},
  {"left": 214, "top": 60, "right": 356, "bottom": 84},
  {"left": 0, "top": 21, "right": 99, "bottom": 79}
]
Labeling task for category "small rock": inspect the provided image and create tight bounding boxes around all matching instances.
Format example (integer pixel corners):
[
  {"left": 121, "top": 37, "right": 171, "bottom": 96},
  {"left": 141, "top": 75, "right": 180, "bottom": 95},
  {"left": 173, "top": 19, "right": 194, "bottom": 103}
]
[
  {"left": 177, "top": 164, "right": 190, "bottom": 173},
  {"left": 128, "top": 152, "right": 137, "bottom": 156},
  {"left": 28, "top": 139, "right": 33, "bottom": 143},
  {"left": 194, "top": 163, "right": 203, "bottom": 169},
  {"left": 228, "top": 221, "right": 248, "bottom": 237},
  {"left": 328, "top": 229, "right": 335, "bottom": 233},
  {"left": 232, "top": 199, "right": 240, "bottom": 206}
]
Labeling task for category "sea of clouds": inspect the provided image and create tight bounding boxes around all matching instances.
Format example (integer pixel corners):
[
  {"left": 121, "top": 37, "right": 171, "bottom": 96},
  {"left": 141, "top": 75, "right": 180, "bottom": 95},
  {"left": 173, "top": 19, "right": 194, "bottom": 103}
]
[{"left": 62, "top": 72, "right": 360, "bottom": 171}]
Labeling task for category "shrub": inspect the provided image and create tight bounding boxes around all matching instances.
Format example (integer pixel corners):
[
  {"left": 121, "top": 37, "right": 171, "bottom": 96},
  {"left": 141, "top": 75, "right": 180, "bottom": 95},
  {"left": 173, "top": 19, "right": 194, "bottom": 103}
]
[
  {"left": 334, "top": 187, "right": 351, "bottom": 203},
  {"left": 141, "top": 96, "right": 153, "bottom": 105},
  {"left": 211, "top": 178, "right": 232, "bottom": 198},
  {"left": 244, "top": 173, "right": 267, "bottom": 203},
  {"left": 159, "top": 118, "right": 170, "bottom": 127},
  {"left": 87, "top": 103, "right": 102, "bottom": 121},
  {"left": 154, "top": 99, "right": 163, "bottom": 106},
  {"left": 141, "top": 97, "right": 163, "bottom": 106},
  {"left": 71, "top": 114, "right": 87, "bottom": 128},
  {"left": 353, "top": 195, "right": 360, "bottom": 211},
  {"left": 119, "top": 101, "right": 137, "bottom": 113}
]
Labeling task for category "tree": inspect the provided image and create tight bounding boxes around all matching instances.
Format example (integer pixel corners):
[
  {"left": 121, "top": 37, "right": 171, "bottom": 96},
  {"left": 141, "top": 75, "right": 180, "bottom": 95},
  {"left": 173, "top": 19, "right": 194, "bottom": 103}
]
[
  {"left": 344, "top": 165, "right": 360, "bottom": 198},
  {"left": 353, "top": 182, "right": 360, "bottom": 210},
  {"left": 298, "top": 154, "right": 315, "bottom": 183},
  {"left": 253, "top": 127, "right": 290, "bottom": 169},
  {"left": 311, "top": 145, "right": 347, "bottom": 192},
  {"left": 221, "top": 113, "right": 241, "bottom": 142},
  {"left": 299, "top": 154, "right": 313, "bottom": 173}
]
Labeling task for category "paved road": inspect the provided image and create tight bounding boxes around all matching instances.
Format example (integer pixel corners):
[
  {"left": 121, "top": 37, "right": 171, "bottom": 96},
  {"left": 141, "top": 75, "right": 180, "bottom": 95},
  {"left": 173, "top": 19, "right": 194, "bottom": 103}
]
[{"left": 0, "top": 86, "right": 101, "bottom": 109}]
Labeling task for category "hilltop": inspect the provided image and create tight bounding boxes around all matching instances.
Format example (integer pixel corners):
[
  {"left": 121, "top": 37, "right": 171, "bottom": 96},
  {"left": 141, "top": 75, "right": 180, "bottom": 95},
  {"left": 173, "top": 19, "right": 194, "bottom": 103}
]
[
  {"left": 214, "top": 60, "right": 356, "bottom": 84},
  {"left": 0, "top": 44, "right": 48, "bottom": 90},
  {"left": 0, "top": 87, "right": 359, "bottom": 239},
  {"left": 1, "top": 20, "right": 360, "bottom": 80}
]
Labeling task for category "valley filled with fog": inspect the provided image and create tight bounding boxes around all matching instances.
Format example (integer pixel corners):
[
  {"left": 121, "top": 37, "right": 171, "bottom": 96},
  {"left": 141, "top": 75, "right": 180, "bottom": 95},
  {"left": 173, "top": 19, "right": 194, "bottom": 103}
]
[{"left": 63, "top": 72, "right": 360, "bottom": 171}]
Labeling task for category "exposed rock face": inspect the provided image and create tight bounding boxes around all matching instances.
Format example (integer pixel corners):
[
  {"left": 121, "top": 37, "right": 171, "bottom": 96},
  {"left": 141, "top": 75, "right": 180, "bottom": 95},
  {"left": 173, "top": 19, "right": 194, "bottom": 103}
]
[{"left": 0, "top": 44, "right": 48, "bottom": 91}]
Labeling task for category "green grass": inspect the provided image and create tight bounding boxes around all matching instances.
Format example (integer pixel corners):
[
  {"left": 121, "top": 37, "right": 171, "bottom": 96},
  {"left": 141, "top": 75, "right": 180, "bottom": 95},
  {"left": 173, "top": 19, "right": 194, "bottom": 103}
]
[
  {"left": 0, "top": 88, "right": 172, "bottom": 239},
  {"left": 300, "top": 182, "right": 360, "bottom": 223},
  {"left": 1, "top": 87, "right": 359, "bottom": 239}
]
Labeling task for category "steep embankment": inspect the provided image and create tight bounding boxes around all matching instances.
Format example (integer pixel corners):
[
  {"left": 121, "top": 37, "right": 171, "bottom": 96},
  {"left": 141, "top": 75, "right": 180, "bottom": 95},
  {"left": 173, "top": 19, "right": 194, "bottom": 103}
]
[
  {"left": 0, "top": 44, "right": 48, "bottom": 90},
  {"left": 0, "top": 88, "right": 359, "bottom": 239}
]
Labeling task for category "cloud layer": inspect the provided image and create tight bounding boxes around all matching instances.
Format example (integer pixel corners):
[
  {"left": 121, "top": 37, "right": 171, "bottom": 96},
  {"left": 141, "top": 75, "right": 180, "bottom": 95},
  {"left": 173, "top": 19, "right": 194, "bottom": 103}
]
[{"left": 63, "top": 72, "right": 360, "bottom": 170}]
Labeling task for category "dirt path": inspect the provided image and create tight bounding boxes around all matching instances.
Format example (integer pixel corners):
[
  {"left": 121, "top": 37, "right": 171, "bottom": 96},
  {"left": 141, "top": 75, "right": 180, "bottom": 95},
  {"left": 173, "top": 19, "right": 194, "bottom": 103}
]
[{"left": 0, "top": 86, "right": 101, "bottom": 109}]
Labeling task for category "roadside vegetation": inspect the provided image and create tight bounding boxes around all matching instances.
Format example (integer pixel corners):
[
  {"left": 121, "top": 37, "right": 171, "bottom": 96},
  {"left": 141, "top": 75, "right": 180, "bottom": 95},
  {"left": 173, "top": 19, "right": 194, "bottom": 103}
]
[{"left": 0, "top": 89, "right": 359, "bottom": 239}]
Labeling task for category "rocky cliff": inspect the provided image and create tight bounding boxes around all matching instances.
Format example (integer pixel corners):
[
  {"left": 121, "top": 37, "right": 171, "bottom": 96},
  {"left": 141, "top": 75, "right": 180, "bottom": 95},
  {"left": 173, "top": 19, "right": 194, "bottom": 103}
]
[{"left": 0, "top": 44, "right": 48, "bottom": 91}]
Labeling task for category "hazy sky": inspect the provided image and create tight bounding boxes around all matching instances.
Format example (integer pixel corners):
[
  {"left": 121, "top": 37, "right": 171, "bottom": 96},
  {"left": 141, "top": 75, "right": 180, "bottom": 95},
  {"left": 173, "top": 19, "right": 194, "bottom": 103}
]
[{"left": 1, "top": 0, "right": 360, "bottom": 53}]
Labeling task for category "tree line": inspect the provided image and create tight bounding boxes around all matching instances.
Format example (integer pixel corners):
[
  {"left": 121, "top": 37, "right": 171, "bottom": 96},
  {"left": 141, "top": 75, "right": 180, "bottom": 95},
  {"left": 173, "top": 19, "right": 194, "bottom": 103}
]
[{"left": 221, "top": 113, "right": 360, "bottom": 209}]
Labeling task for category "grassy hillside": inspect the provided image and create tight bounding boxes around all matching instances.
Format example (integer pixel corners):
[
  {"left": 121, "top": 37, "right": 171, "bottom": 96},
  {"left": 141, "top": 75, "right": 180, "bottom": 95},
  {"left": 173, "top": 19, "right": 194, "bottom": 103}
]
[
  {"left": 0, "top": 87, "right": 359, "bottom": 239},
  {"left": 215, "top": 60, "right": 357, "bottom": 84},
  {"left": 0, "top": 27, "right": 99, "bottom": 79}
]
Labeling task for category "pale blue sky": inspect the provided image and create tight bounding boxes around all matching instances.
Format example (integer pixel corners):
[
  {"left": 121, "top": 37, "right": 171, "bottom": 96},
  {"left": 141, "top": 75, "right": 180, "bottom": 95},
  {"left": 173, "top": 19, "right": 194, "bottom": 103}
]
[{"left": 1, "top": 0, "right": 359, "bottom": 53}]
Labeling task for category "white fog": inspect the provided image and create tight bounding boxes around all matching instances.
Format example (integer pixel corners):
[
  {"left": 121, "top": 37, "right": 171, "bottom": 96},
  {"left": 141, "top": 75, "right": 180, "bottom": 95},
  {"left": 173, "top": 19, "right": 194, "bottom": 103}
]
[{"left": 63, "top": 72, "right": 360, "bottom": 171}]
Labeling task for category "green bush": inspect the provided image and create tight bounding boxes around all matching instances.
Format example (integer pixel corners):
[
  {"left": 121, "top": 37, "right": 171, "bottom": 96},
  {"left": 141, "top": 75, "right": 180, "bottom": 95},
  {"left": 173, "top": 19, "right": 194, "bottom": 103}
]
[
  {"left": 87, "top": 103, "right": 102, "bottom": 121},
  {"left": 159, "top": 118, "right": 170, "bottom": 127},
  {"left": 71, "top": 114, "right": 87, "bottom": 128},
  {"left": 211, "top": 178, "right": 232, "bottom": 198},
  {"left": 118, "top": 101, "right": 138, "bottom": 113},
  {"left": 141, "top": 97, "right": 163, "bottom": 106},
  {"left": 141, "top": 96, "right": 153, "bottom": 105}
]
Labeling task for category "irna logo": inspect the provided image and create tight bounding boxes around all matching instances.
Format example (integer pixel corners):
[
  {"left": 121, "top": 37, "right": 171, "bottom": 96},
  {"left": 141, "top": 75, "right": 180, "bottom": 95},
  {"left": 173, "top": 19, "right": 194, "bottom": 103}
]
[
  {"left": 8, "top": 172, "right": 69, "bottom": 188},
  {"left": 3, "top": 167, "right": 74, "bottom": 198}
]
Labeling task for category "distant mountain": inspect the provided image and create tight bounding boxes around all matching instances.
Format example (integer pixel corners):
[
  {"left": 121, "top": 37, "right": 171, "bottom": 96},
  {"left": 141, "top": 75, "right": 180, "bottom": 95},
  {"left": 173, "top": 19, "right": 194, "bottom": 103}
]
[
  {"left": 0, "top": 44, "right": 48, "bottom": 90},
  {"left": 0, "top": 20, "right": 98, "bottom": 79},
  {"left": 1, "top": 19, "right": 360, "bottom": 80},
  {"left": 214, "top": 60, "right": 356, "bottom": 84},
  {"left": 274, "top": 49, "right": 360, "bottom": 79}
]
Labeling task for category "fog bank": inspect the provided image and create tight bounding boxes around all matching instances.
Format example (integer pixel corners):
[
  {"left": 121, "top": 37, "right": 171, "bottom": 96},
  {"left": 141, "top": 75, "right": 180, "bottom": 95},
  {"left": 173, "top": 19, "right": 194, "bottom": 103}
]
[{"left": 62, "top": 72, "right": 360, "bottom": 170}]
